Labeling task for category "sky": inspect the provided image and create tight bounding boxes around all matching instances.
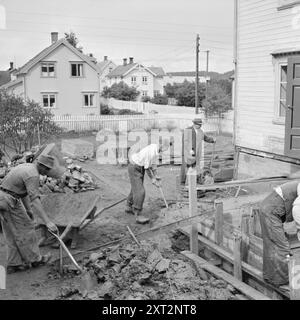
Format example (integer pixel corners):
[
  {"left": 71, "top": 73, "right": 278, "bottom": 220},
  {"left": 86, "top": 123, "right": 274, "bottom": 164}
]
[{"left": 0, "top": 0, "right": 234, "bottom": 73}]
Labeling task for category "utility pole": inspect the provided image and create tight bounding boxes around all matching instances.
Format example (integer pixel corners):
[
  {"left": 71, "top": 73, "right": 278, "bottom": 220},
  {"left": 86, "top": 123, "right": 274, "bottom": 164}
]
[
  {"left": 205, "top": 50, "right": 210, "bottom": 100},
  {"left": 195, "top": 34, "right": 200, "bottom": 114}
]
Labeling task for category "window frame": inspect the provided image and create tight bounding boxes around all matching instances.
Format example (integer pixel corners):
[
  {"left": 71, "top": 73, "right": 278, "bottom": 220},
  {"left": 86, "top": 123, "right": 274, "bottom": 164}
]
[
  {"left": 70, "top": 62, "right": 84, "bottom": 78},
  {"left": 82, "top": 92, "right": 96, "bottom": 108},
  {"left": 41, "top": 93, "right": 57, "bottom": 109},
  {"left": 41, "top": 62, "right": 56, "bottom": 78},
  {"left": 273, "top": 57, "right": 288, "bottom": 125},
  {"left": 131, "top": 76, "right": 137, "bottom": 85},
  {"left": 142, "top": 76, "right": 148, "bottom": 85},
  {"left": 142, "top": 90, "right": 148, "bottom": 97}
]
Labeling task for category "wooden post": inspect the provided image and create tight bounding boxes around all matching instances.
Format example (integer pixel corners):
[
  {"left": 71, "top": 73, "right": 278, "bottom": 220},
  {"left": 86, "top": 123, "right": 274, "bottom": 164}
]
[
  {"left": 289, "top": 252, "right": 300, "bottom": 300},
  {"left": 187, "top": 167, "right": 199, "bottom": 255},
  {"left": 240, "top": 215, "right": 250, "bottom": 262},
  {"left": 215, "top": 201, "right": 224, "bottom": 245},
  {"left": 234, "top": 233, "right": 242, "bottom": 280}
]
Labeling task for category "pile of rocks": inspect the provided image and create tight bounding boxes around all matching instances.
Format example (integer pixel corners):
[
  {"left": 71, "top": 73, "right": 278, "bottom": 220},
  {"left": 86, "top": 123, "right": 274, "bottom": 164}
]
[{"left": 55, "top": 242, "right": 244, "bottom": 301}]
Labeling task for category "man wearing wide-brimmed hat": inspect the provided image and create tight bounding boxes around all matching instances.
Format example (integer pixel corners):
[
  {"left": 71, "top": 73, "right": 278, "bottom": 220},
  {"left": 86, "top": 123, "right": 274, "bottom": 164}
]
[
  {"left": 180, "top": 117, "right": 215, "bottom": 184},
  {"left": 0, "top": 155, "right": 59, "bottom": 274}
]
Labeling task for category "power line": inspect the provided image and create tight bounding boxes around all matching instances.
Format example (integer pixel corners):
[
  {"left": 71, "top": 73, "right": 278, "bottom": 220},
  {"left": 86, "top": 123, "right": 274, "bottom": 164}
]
[
  {"left": 8, "top": 10, "right": 233, "bottom": 31},
  {"left": 7, "top": 18, "right": 233, "bottom": 38}
]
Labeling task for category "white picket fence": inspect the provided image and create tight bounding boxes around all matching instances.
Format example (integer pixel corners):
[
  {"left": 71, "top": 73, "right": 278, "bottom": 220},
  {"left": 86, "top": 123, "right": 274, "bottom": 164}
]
[{"left": 53, "top": 113, "right": 233, "bottom": 134}]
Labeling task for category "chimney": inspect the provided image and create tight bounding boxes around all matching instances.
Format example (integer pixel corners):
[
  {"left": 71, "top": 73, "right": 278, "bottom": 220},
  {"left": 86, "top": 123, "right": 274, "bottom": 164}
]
[
  {"left": 123, "top": 58, "right": 127, "bottom": 66},
  {"left": 9, "top": 62, "right": 14, "bottom": 70},
  {"left": 104, "top": 56, "right": 108, "bottom": 61},
  {"left": 129, "top": 57, "right": 134, "bottom": 64},
  {"left": 51, "top": 32, "right": 58, "bottom": 44}
]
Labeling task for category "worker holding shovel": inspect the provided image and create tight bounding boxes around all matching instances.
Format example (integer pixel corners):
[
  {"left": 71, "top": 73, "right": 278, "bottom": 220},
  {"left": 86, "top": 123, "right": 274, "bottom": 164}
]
[
  {"left": 0, "top": 155, "right": 58, "bottom": 274},
  {"left": 126, "top": 140, "right": 171, "bottom": 224}
]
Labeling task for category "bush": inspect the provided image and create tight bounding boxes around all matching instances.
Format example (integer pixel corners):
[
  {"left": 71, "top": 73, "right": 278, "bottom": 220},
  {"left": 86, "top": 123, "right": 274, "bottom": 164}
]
[
  {"left": 117, "top": 109, "right": 142, "bottom": 115},
  {"left": 0, "top": 90, "right": 62, "bottom": 153},
  {"left": 100, "top": 103, "right": 114, "bottom": 115},
  {"left": 101, "top": 81, "right": 140, "bottom": 101},
  {"left": 150, "top": 94, "right": 168, "bottom": 105},
  {"left": 142, "top": 96, "right": 151, "bottom": 103}
]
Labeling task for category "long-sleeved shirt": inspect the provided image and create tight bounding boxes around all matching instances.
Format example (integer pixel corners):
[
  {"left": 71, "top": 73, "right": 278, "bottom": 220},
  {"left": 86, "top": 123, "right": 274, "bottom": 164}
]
[{"left": 131, "top": 144, "right": 159, "bottom": 169}]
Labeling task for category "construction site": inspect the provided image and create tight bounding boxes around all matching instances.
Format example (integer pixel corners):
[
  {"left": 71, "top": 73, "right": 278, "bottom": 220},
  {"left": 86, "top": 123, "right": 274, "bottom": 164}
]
[{"left": 0, "top": 126, "right": 298, "bottom": 302}]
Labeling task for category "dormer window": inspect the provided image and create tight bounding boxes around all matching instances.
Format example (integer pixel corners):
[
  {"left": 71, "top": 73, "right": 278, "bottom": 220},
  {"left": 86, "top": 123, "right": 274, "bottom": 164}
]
[{"left": 41, "top": 62, "right": 55, "bottom": 77}]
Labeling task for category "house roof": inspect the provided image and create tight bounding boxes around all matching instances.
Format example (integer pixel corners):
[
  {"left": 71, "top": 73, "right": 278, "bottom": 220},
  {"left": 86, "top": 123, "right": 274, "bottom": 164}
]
[
  {"left": 107, "top": 63, "right": 138, "bottom": 78},
  {"left": 97, "top": 60, "right": 115, "bottom": 73},
  {"left": 166, "top": 71, "right": 198, "bottom": 77},
  {"left": 0, "top": 78, "right": 23, "bottom": 90},
  {"left": 148, "top": 67, "right": 165, "bottom": 77},
  {"left": 17, "top": 38, "right": 99, "bottom": 75},
  {"left": 107, "top": 63, "right": 164, "bottom": 78},
  {"left": 0, "top": 71, "right": 11, "bottom": 86}
]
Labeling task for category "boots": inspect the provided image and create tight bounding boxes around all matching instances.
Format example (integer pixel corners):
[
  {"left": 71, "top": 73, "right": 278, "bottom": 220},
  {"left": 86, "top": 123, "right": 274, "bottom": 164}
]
[{"left": 132, "top": 208, "right": 150, "bottom": 225}]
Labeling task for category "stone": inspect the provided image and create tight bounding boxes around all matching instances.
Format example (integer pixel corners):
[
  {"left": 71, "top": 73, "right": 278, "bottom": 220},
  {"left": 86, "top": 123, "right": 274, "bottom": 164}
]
[
  {"left": 155, "top": 258, "right": 170, "bottom": 273},
  {"left": 89, "top": 252, "right": 105, "bottom": 263},
  {"left": 97, "top": 281, "right": 115, "bottom": 298}
]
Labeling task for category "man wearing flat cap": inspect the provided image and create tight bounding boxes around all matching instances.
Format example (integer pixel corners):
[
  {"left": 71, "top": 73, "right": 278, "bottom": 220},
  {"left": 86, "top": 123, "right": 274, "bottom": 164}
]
[
  {"left": 0, "top": 155, "right": 59, "bottom": 274},
  {"left": 181, "top": 118, "right": 216, "bottom": 184}
]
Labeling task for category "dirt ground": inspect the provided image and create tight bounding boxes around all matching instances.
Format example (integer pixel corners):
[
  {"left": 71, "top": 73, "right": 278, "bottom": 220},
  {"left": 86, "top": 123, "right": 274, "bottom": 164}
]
[{"left": 0, "top": 134, "right": 238, "bottom": 300}]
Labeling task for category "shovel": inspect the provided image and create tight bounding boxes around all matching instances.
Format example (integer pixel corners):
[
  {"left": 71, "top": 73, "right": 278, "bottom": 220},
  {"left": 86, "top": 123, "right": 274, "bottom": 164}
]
[
  {"left": 149, "top": 168, "right": 169, "bottom": 208},
  {"left": 48, "top": 229, "right": 83, "bottom": 273}
]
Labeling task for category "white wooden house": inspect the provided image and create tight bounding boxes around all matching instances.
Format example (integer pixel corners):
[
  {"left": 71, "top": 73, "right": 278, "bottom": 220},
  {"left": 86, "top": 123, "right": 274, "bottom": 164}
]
[{"left": 234, "top": 0, "right": 300, "bottom": 178}]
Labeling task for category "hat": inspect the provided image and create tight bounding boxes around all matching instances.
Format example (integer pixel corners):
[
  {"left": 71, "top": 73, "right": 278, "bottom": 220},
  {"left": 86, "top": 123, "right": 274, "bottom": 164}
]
[
  {"left": 192, "top": 118, "right": 203, "bottom": 125},
  {"left": 37, "top": 155, "right": 55, "bottom": 169}
]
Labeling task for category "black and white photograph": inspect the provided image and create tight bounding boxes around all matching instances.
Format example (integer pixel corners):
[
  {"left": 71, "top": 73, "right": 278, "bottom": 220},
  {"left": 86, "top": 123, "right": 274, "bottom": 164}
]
[{"left": 0, "top": 0, "right": 300, "bottom": 306}]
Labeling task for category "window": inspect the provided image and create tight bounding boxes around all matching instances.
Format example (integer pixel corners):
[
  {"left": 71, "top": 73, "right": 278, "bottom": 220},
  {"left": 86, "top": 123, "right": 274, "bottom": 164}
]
[
  {"left": 42, "top": 94, "right": 56, "bottom": 108},
  {"left": 154, "top": 90, "right": 160, "bottom": 97},
  {"left": 83, "top": 93, "right": 95, "bottom": 107},
  {"left": 142, "top": 91, "right": 148, "bottom": 97},
  {"left": 142, "top": 76, "right": 148, "bottom": 85},
  {"left": 71, "top": 63, "right": 83, "bottom": 77},
  {"left": 131, "top": 76, "right": 136, "bottom": 85},
  {"left": 41, "top": 63, "right": 55, "bottom": 77},
  {"left": 279, "top": 65, "right": 288, "bottom": 117},
  {"left": 109, "top": 67, "right": 113, "bottom": 73}
]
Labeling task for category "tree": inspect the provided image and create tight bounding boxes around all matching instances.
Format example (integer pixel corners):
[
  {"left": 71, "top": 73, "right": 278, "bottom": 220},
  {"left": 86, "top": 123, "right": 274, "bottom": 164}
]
[
  {"left": 202, "top": 81, "right": 232, "bottom": 116},
  {"left": 150, "top": 94, "right": 168, "bottom": 105},
  {"left": 101, "top": 82, "right": 140, "bottom": 101},
  {"left": 64, "top": 31, "right": 83, "bottom": 52},
  {"left": 0, "top": 90, "right": 62, "bottom": 154},
  {"left": 170, "top": 80, "right": 206, "bottom": 108}
]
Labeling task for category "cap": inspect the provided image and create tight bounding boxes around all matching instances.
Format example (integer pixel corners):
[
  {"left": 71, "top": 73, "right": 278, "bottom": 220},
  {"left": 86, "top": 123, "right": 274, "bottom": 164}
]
[{"left": 37, "top": 155, "right": 55, "bottom": 169}]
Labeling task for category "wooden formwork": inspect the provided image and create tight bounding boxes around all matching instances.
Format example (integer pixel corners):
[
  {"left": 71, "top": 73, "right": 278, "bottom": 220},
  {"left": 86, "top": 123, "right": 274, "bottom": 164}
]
[{"left": 181, "top": 169, "right": 300, "bottom": 300}]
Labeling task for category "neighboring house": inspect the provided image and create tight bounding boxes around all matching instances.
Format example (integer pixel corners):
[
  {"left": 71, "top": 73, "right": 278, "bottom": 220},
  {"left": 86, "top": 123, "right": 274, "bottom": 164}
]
[
  {"left": 0, "top": 62, "right": 15, "bottom": 87},
  {"left": 97, "top": 56, "right": 117, "bottom": 93},
  {"left": 234, "top": 0, "right": 300, "bottom": 178},
  {"left": 107, "top": 58, "right": 165, "bottom": 98},
  {"left": 0, "top": 32, "right": 101, "bottom": 116},
  {"left": 164, "top": 71, "right": 210, "bottom": 85}
]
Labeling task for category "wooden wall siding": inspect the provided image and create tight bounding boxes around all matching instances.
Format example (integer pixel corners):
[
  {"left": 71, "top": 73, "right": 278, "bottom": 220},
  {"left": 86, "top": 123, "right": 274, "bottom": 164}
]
[{"left": 236, "top": 0, "right": 300, "bottom": 155}]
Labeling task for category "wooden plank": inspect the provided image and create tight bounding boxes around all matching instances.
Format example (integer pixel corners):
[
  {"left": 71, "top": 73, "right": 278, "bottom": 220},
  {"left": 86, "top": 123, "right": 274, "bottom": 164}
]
[
  {"left": 187, "top": 167, "right": 199, "bottom": 255},
  {"left": 215, "top": 202, "right": 224, "bottom": 245},
  {"left": 234, "top": 233, "right": 243, "bottom": 280},
  {"left": 181, "top": 251, "right": 270, "bottom": 300}
]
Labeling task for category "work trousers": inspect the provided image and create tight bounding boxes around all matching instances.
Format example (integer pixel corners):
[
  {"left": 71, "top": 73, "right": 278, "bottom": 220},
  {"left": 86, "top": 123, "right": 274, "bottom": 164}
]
[
  {"left": 0, "top": 191, "right": 40, "bottom": 267},
  {"left": 259, "top": 191, "right": 290, "bottom": 286},
  {"left": 127, "top": 163, "right": 145, "bottom": 211}
]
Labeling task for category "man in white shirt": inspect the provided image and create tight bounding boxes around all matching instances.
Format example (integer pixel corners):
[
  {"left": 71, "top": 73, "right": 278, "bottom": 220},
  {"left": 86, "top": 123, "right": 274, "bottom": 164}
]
[{"left": 126, "top": 140, "right": 171, "bottom": 224}]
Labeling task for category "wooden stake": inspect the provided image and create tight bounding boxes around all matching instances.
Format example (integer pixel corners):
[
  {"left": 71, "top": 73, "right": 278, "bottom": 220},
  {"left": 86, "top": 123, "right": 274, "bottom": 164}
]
[
  {"left": 234, "top": 233, "right": 242, "bottom": 280},
  {"left": 241, "top": 215, "right": 250, "bottom": 262},
  {"left": 187, "top": 167, "right": 198, "bottom": 254},
  {"left": 215, "top": 201, "right": 224, "bottom": 245}
]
